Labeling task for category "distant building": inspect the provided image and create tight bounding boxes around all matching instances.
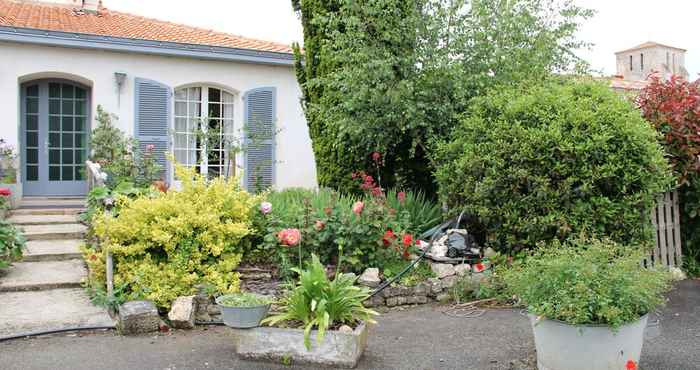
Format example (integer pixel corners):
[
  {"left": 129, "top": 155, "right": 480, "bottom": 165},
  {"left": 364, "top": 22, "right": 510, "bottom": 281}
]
[{"left": 611, "top": 41, "right": 688, "bottom": 91}]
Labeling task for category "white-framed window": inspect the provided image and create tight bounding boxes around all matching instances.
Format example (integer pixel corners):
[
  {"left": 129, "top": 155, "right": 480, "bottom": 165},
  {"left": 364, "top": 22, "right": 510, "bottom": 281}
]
[{"left": 173, "top": 86, "right": 236, "bottom": 178}]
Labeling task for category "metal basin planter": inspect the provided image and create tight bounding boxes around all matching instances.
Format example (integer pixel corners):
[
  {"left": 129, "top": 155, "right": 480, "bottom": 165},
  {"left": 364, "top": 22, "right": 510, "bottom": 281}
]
[
  {"left": 215, "top": 296, "right": 270, "bottom": 329},
  {"left": 529, "top": 314, "right": 648, "bottom": 370},
  {"left": 230, "top": 322, "right": 370, "bottom": 368}
]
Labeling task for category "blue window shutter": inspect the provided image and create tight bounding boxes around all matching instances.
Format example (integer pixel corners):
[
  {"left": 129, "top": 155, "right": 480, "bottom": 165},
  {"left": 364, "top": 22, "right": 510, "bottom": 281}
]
[
  {"left": 134, "top": 78, "right": 171, "bottom": 181},
  {"left": 243, "top": 87, "right": 276, "bottom": 192}
]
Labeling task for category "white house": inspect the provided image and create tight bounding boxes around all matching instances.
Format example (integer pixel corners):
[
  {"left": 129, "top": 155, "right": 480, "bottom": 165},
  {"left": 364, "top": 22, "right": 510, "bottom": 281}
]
[{"left": 0, "top": 0, "right": 317, "bottom": 197}]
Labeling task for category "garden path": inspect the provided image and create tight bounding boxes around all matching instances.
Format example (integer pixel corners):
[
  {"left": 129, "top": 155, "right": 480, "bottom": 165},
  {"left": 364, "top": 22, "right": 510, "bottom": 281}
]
[{"left": 0, "top": 197, "right": 114, "bottom": 338}]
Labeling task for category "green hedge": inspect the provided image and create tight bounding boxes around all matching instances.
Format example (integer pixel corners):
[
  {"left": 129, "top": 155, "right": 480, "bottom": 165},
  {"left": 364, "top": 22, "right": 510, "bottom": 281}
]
[{"left": 435, "top": 80, "right": 672, "bottom": 253}]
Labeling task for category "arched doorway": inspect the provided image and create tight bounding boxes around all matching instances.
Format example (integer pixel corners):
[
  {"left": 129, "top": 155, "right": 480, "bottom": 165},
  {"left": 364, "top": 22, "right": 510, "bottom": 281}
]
[{"left": 21, "top": 80, "right": 90, "bottom": 196}]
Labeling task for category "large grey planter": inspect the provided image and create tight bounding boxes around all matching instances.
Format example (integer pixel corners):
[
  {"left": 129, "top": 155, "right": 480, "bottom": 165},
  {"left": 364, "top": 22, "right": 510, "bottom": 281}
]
[
  {"left": 230, "top": 322, "right": 369, "bottom": 368},
  {"left": 529, "top": 314, "right": 648, "bottom": 370},
  {"left": 215, "top": 296, "right": 270, "bottom": 329}
]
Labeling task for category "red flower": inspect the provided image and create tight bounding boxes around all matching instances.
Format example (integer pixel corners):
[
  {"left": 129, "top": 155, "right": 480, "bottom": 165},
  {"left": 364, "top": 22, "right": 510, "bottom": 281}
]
[
  {"left": 277, "top": 228, "right": 301, "bottom": 247},
  {"left": 0, "top": 188, "right": 11, "bottom": 197},
  {"left": 626, "top": 360, "right": 637, "bottom": 370},
  {"left": 473, "top": 262, "right": 486, "bottom": 273},
  {"left": 402, "top": 234, "right": 413, "bottom": 247},
  {"left": 314, "top": 220, "right": 325, "bottom": 231},
  {"left": 371, "top": 151, "right": 382, "bottom": 163},
  {"left": 397, "top": 191, "right": 406, "bottom": 204},
  {"left": 382, "top": 229, "right": 396, "bottom": 246}
]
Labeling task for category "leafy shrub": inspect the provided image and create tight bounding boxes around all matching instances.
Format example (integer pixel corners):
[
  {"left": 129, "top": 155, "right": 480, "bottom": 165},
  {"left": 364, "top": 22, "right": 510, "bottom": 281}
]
[
  {"left": 0, "top": 139, "right": 17, "bottom": 184},
  {"left": 91, "top": 165, "right": 258, "bottom": 308},
  {"left": 90, "top": 106, "right": 162, "bottom": 187},
  {"left": 502, "top": 236, "right": 671, "bottom": 328},
  {"left": 0, "top": 219, "right": 24, "bottom": 268},
  {"left": 262, "top": 255, "right": 378, "bottom": 349},
  {"left": 217, "top": 292, "right": 272, "bottom": 307},
  {"left": 435, "top": 80, "right": 671, "bottom": 253}
]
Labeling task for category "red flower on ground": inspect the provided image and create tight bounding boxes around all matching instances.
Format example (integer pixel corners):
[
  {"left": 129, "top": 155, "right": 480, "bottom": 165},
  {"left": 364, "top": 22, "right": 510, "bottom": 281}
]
[
  {"left": 402, "top": 234, "right": 413, "bottom": 247},
  {"left": 0, "top": 188, "right": 11, "bottom": 196},
  {"left": 626, "top": 360, "right": 637, "bottom": 370}
]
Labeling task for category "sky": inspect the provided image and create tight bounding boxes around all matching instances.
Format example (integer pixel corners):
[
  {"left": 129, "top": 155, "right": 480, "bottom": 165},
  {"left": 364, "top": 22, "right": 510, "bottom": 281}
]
[{"left": 108, "top": 0, "right": 698, "bottom": 79}]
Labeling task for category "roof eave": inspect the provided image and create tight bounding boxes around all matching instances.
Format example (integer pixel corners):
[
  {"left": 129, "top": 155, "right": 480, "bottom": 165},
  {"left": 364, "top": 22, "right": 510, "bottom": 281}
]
[{"left": 0, "top": 26, "right": 295, "bottom": 66}]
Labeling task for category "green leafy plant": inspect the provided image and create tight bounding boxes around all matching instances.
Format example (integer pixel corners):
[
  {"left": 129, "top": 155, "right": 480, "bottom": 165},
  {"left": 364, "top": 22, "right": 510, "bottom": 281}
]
[
  {"left": 87, "top": 283, "right": 129, "bottom": 312},
  {"left": 0, "top": 219, "right": 25, "bottom": 268},
  {"left": 0, "top": 139, "right": 17, "bottom": 184},
  {"left": 502, "top": 236, "right": 672, "bottom": 328},
  {"left": 382, "top": 259, "right": 434, "bottom": 287},
  {"left": 262, "top": 254, "right": 378, "bottom": 350},
  {"left": 436, "top": 80, "right": 672, "bottom": 253},
  {"left": 217, "top": 292, "right": 272, "bottom": 307}
]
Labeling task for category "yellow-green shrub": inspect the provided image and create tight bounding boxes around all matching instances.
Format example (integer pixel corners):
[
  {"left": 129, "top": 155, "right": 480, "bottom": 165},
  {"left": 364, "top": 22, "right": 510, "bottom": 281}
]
[{"left": 92, "top": 165, "right": 258, "bottom": 308}]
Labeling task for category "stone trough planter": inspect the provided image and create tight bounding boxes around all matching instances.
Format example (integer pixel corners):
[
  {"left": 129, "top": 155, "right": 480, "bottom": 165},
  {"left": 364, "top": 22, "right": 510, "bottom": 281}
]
[{"left": 230, "top": 322, "right": 370, "bottom": 368}]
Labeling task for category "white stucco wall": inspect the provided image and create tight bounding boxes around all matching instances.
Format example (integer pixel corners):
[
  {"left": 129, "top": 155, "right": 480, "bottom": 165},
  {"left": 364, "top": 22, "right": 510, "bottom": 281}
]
[{"left": 0, "top": 41, "right": 317, "bottom": 191}]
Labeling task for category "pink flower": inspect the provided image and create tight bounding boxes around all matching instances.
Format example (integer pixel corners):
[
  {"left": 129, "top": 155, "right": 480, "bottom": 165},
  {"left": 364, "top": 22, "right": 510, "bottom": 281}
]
[
  {"left": 314, "top": 220, "right": 325, "bottom": 231},
  {"left": 260, "top": 202, "right": 272, "bottom": 214},
  {"left": 352, "top": 201, "right": 365, "bottom": 216},
  {"left": 371, "top": 151, "right": 382, "bottom": 163},
  {"left": 397, "top": 191, "right": 406, "bottom": 204},
  {"left": 277, "top": 228, "right": 301, "bottom": 247},
  {"left": 0, "top": 188, "right": 10, "bottom": 197}
]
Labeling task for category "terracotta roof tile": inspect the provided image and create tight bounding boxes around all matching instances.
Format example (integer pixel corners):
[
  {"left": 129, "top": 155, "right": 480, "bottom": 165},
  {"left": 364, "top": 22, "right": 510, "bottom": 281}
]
[{"left": 0, "top": 0, "right": 293, "bottom": 54}]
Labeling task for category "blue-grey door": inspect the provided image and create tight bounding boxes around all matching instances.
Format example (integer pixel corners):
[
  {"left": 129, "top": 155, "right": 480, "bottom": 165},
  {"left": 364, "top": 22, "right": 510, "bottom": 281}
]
[{"left": 22, "top": 81, "right": 89, "bottom": 196}]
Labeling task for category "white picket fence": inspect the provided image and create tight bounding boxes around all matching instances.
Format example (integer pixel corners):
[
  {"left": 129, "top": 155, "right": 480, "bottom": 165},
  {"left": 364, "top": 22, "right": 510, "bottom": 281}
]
[{"left": 647, "top": 191, "right": 683, "bottom": 268}]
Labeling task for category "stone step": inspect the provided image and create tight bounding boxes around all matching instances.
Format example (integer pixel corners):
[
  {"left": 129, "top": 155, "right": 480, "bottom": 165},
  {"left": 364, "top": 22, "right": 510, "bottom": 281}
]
[
  {"left": 23, "top": 240, "right": 84, "bottom": 262},
  {"left": 19, "top": 223, "right": 87, "bottom": 241},
  {"left": 20, "top": 198, "right": 86, "bottom": 209},
  {"left": 0, "top": 260, "right": 86, "bottom": 292},
  {"left": 9, "top": 214, "right": 79, "bottom": 225},
  {"left": 11, "top": 208, "right": 84, "bottom": 216},
  {"left": 0, "top": 288, "right": 115, "bottom": 337}
]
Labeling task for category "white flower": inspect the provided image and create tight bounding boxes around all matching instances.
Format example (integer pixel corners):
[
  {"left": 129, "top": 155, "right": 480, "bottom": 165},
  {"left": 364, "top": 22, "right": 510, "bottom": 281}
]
[{"left": 260, "top": 202, "right": 272, "bottom": 214}]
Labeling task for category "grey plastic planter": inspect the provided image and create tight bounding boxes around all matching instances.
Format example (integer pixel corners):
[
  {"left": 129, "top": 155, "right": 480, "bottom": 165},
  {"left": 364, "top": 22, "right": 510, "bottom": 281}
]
[
  {"left": 215, "top": 296, "right": 270, "bottom": 329},
  {"left": 230, "top": 322, "right": 369, "bottom": 368},
  {"left": 529, "top": 314, "right": 648, "bottom": 370}
]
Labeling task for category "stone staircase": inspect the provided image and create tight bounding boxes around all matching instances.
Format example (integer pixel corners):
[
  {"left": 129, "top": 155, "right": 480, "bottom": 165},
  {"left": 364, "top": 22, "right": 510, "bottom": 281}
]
[{"left": 0, "top": 197, "right": 114, "bottom": 337}]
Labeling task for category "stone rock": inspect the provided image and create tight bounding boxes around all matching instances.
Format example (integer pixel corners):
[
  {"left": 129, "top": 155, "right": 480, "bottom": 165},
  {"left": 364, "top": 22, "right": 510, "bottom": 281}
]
[
  {"left": 484, "top": 247, "right": 498, "bottom": 259},
  {"left": 436, "top": 293, "right": 451, "bottom": 303},
  {"left": 455, "top": 264, "right": 471, "bottom": 277},
  {"left": 207, "top": 304, "right": 221, "bottom": 316},
  {"left": 431, "top": 263, "right": 456, "bottom": 279},
  {"left": 118, "top": 300, "right": 160, "bottom": 335},
  {"left": 396, "top": 296, "right": 407, "bottom": 306},
  {"left": 413, "top": 282, "right": 429, "bottom": 296},
  {"left": 398, "top": 286, "right": 412, "bottom": 296},
  {"left": 407, "top": 295, "right": 428, "bottom": 305},
  {"left": 441, "top": 275, "right": 458, "bottom": 289},
  {"left": 338, "top": 325, "right": 354, "bottom": 334},
  {"left": 358, "top": 268, "right": 381, "bottom": 288},
  {"left": 669, "top": 267, "right": 687, "bottom": 281},
  {"left": 344, "top": 272, "right": 357, "bottom": 281},
  {"left": 427, "top": 278, "right": 442, "bottom": 295},
  {"left": 385, "top": 297, "right": 399, "bottom": 307},
  {"left": 382, "top": 286, "right": 401, "bottom": 298},
  {"left": 168, "top": 296, "right": 196, "bottom": 329},
  {"left": 363, "top": 295, "right": 385, "bottom": 308}
]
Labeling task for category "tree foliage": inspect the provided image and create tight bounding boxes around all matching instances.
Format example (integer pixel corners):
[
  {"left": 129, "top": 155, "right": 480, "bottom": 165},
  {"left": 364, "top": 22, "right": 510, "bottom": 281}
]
[{"left": 292, "top": 0, "right": 593, "bottom": 194}]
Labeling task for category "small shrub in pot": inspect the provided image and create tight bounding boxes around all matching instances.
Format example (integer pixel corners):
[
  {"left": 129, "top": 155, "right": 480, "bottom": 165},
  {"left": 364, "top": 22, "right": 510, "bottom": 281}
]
[{"left": 502, "top": 236, "right": 672, "bottom": 370}]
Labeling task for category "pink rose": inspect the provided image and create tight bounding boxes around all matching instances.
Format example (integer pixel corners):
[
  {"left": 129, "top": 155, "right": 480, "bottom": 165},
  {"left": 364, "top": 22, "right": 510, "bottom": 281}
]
[
  {"left": 260, "top": 202, "right": 272, "bottom": 215},
  {"left": 278, "top": 228, "right": 301, "bottom": 247},
  {"left": 314, "top": 220, "right": 325, "bottom": 231},
  {"left": 352, "top": 201, "right": 365, "bottom": 216}
]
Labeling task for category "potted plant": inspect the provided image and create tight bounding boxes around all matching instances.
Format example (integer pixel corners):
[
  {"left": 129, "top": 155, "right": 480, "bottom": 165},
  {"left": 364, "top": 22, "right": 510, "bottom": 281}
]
[
  {"left": 216, "top": 292, "right": 273, "bottom": 329},
  {"left": 229, "top": 254, "right": 378, "bottom": 368},
  {"left": 502, "top": 236, "right": 671, "bottom": 370}
]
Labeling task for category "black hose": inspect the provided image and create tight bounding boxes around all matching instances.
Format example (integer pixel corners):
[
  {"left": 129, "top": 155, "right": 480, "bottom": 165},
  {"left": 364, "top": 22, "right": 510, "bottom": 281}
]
[{"left": 0, "top": 325, "right": 116, "bottom": 342}]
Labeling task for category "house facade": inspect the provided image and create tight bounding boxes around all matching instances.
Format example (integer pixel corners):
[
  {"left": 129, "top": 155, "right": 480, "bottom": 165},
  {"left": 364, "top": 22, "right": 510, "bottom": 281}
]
[
  {"left": 610, "top": 41, "right": 689, "bottom": 92},
  {"left": 0, "top": 0, "right": 317, "bottom": 197}
]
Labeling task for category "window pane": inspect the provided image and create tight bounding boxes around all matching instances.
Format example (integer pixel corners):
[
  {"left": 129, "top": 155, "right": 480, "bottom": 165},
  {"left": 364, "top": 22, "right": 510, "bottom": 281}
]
[
  {"left": 62, "top": 133, "right": 73, "bottom": 147},
  {"left": 49, "top": 166, "right": 60, "bottom": 181},
  {"left": 49, "top": 149, "right": 60, "bottom": 164},
  {"left": 26, "top": 132, "right": 38, "bottom": 147},
  {"left": 49, "top": 83, "right": 61, "bottom": 98},
  {"left": 75, "top": 88, "right": 86, "bottom": 99},
  {"left": 208, "top": 88, "right": 221, "bottom": 103},
  {"left": 175, "top": 102, "right": 187, "bottom": 116},
  {"left": 26, "top": 149, "right": 38, "bottom": 164},
  {"left": 49, "top": 133, "right": 60, "bottom": 148},
  {"left": 26, "top": 98, "right": 38, "bottom": 114},
  {"left": 62, "top": 116, "right": 73, "bottom": 131},
  {"left": 62, "top": 166, "right": 73, "bottom": 181},
  {"left": 188, "top": 87, "right": 201, "bottom": 101},
  {"left": 175, "top": 89, "right": 187, "bottom": 100},
  {"left": 75, "top": 133, "right": 85, "bottom": 148},
  {"left": 62, "top": 149, "right": 74, "bottom": 164},
  {"left": 75, "top": 150, "right": 85, "bottom": 164},
  {"left": 74, "top": 117, "right": 86, "bottom": 132},
  {"left": 209, "top": 103, "right": 221, "bottom": 118},
  {"left": 26, "top": 115, "right": 38, "bottom": 131},
  {"left": 62, "top": 100, "right": 74, "bottom": 115},
  {"left": 62, "top": 84, "right": 74, "bottom": 99},
  {"left": 223, "top": 91, "right": 235, "bottom": 104},
  {"left": 26, "top": 165, "right": 38, "bottom": 181},
  {"left": 50, "top": 116, "right": 60, "bottom": 131},
  {"left": 75, "top": 166, "right": 85, "bottom": 180},
  {"left": 49, "top": 100, "right": 61, "bottom": 115},
  {"left": 174, "top": 134, "right": 187, "bottom": 149},
  {"left": 189, "top": 103, "right": 201, "bottom": 117},
  {"left": 175, "top": 118, "right": 187, "bottom": 132},
  {"left": 223, "top": 104, "right": 234, "bottom": 120},
  {"left": 27, "top": 85, "right": 39, "bottom": 98},
  {"left": 75, "top": 100, "right": 86, "bottom": 116}
]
